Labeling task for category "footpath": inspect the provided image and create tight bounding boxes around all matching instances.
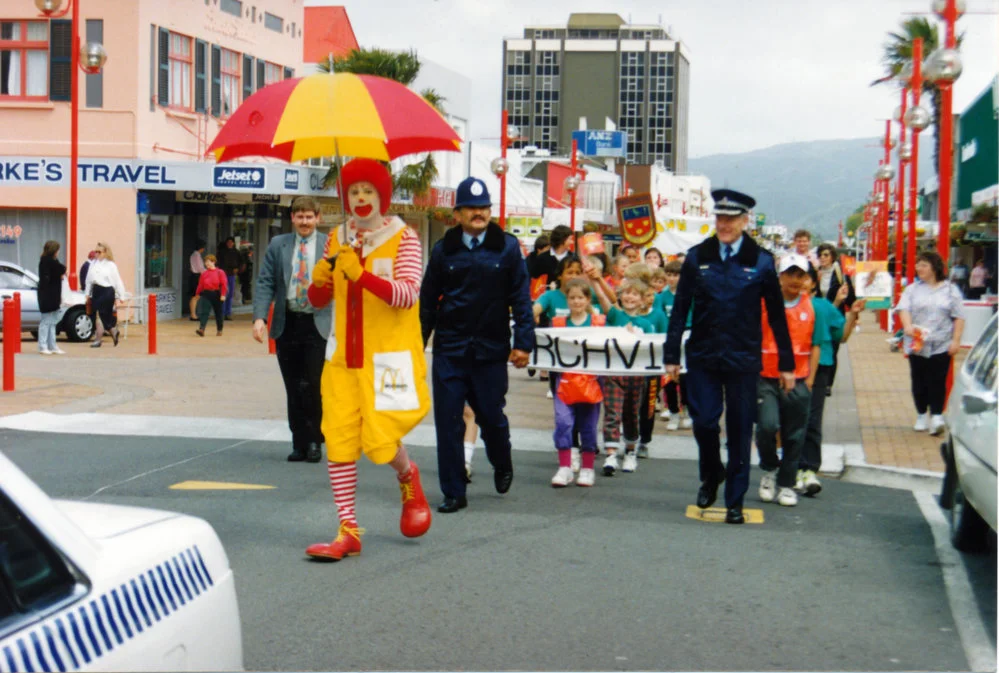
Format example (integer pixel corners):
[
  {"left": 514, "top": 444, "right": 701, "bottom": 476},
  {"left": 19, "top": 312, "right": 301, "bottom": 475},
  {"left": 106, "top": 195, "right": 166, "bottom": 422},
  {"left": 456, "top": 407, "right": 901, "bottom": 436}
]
[{"left": 0, "top": 311, "right": 961, "bottom": 482}]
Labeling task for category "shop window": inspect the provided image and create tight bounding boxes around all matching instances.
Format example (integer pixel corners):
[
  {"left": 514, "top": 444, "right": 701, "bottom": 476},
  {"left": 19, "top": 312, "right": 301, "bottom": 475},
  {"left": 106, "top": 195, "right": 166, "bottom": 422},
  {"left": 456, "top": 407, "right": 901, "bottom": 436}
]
[
  {"left": 145, "top": 216, "right": 172, "bottom": 290},
  {"left": 263, "top": 61, "right": 281, "bottom": 86},
  {"left": 220, "top": 48, "right": 240, "bottom": 117},
  {"left": 168, "top": 31, "right": 193, "bottom": 110},
  {"left": 0, "top": 20, "right": 48, "bottom": 100}
]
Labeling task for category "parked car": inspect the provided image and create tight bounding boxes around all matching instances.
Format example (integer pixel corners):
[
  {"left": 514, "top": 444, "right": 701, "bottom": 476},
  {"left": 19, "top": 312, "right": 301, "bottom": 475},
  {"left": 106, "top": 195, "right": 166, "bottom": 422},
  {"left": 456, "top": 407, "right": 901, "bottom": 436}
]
[
  {"left": 0, "top": 451, "right": 244, "bottom": 671},
  {"left": 940, "top": 313, "right": 997, "bottom": 552},
  {"left": 0, "top": 262, "right": 94, "bottom": 342}
]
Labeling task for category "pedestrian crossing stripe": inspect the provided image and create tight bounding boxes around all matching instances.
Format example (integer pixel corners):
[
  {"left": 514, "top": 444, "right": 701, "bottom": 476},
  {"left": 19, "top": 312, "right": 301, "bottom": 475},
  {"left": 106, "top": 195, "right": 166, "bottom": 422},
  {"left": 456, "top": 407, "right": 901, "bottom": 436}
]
[
  {"left": 0, "top": 546, "right": 214, "bottom": 673},
  {"left": 685, "top": 505, "right": 765, "bottom": 524},
  {"left": 169, "top": 480, "right": 276, "bottom": 490}
]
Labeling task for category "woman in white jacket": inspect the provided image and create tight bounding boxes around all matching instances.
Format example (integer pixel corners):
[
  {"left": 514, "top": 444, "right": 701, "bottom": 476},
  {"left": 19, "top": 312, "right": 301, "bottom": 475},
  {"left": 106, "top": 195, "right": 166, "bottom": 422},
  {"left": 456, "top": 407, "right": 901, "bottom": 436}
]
[{"left": 84, "top": 241, "right": 127, "bottom": 348}]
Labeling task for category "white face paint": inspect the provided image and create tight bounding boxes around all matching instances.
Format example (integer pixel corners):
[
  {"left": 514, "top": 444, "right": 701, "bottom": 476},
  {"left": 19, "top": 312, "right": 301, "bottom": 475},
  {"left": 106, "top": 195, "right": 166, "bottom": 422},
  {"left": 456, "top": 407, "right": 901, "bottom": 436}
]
[{"left": 348, "top": 181, "right": 381, "bottom": 229}]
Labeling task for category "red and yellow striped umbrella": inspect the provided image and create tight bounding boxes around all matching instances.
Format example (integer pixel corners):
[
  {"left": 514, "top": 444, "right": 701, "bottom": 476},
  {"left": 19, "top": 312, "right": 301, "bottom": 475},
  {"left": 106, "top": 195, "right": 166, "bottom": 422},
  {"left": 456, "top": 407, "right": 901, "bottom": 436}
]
[{"left": 207, "top": 73, "right": 462, "bottom": 163}]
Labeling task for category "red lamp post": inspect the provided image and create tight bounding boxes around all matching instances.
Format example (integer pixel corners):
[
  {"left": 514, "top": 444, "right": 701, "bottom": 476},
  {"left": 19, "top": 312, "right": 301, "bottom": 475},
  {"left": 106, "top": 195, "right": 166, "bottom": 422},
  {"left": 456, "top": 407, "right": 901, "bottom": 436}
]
[
  {"left": 35, "top": 0, "right": 107, "bottom": 291},
  {"left": 491, "top": 110, "right": 512, "bottom": 230},
  {"left": 904, "top": 38, "right": 930, "bottom": 285},
  {"left": 563, "top": 139, "right": 586, "bottom": 240},
  {"left": 894, "top": 80, "right": 911, "bottom": 329},
  {"left": 925, "top": 0, "right": 965, "bottom": 266}
]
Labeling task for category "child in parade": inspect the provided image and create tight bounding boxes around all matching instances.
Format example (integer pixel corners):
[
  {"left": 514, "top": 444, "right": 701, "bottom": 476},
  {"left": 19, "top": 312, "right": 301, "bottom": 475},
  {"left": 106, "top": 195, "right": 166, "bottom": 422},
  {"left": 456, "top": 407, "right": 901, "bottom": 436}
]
[
  {"left": 658, "top": 261, "right": 691, "bottom": 430},
  {"left": 756, "top": 254, "right": 827, "bottom": 508},
  {"left": 637, "top": 284, "right": 669, "bottom": 457},
  {"left": 586, "top": 260, "right": 654, "bottom": 475},
  {"left": 644, "top": 247, "right": 665, "bottom": 270},
  {"left": 534, "top": 255, "right": 589, "bottom": 402},
  {"left": 605, "top": 254, "right": 630, "bottom": 292},
  {"left": 799, "top": 278, "right": 864, "bottom": 495},
  {"left": 549, "top": 278, "right": 605, "bottom": 488}
]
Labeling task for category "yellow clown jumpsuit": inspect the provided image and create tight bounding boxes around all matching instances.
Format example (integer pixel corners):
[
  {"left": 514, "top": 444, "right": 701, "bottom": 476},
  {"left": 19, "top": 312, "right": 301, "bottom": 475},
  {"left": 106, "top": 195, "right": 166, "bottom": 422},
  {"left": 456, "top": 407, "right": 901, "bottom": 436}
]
[{"left": 321, "top": 221, "right": 431, "bottom": 464}]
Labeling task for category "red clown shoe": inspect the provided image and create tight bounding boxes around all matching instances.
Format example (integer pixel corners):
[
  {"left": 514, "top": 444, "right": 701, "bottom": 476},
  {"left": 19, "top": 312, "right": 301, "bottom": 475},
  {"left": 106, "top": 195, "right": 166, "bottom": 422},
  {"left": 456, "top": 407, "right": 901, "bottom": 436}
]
[
  {"left": 399, "top": 461, "right": 432, "bottom": 538},
  {"left": 306, "top": 522, "right": 363, "bottom": 561}
]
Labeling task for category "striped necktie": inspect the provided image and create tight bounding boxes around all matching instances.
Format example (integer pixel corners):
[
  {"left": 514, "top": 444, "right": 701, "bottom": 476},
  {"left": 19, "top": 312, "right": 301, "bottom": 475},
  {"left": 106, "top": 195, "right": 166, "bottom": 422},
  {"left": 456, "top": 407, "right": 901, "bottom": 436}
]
[{"left": 294, "top": 239, "right": 309, "bottom": 308}]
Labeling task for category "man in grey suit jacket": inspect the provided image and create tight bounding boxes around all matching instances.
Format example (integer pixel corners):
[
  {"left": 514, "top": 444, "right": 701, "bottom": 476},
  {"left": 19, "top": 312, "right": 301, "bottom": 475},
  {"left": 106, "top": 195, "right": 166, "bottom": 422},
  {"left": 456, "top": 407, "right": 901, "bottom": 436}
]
[{"left": 253, "top": 196, "right": 333, "bottom": 463}]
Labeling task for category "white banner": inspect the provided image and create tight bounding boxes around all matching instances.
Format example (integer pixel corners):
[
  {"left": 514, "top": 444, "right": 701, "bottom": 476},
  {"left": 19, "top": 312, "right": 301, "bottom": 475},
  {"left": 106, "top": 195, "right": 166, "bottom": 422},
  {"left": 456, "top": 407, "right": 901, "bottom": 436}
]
[{"left": 532, "top": 327, "right": 669, "bottom": 376}]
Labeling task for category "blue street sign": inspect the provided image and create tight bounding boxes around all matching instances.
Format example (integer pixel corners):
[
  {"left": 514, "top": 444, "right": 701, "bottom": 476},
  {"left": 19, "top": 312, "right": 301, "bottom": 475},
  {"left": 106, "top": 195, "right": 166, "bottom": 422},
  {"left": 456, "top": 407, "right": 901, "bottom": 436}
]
[{"left": 571, "top": 130, "right": 627, "bottom": 158}]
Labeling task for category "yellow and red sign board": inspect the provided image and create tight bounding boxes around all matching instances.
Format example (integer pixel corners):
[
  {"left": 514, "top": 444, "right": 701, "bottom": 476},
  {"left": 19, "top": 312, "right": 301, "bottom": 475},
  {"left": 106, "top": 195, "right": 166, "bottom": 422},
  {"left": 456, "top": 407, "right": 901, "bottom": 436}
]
[{"left": 615, "top": 193, "right": 657, "bottom": 247}]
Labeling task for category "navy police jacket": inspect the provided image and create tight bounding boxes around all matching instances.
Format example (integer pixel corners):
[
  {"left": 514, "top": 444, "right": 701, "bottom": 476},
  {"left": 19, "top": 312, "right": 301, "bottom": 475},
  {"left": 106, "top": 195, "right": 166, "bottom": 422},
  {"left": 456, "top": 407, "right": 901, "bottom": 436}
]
[
  {"left": 420, "top": 222, "right": 535, "bottom": 362},
  {"left": 665, "top": 234, "right": 794, "bottom": 374}
]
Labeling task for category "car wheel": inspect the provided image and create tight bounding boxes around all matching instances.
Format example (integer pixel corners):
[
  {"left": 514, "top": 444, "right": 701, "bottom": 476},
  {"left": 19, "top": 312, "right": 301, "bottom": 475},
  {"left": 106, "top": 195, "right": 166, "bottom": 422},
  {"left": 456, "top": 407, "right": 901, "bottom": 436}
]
[
  {"left": 950, "top": 481, "right": 988, "bottom": 553},
  {"left": 60, "top": 307, "right": 94, "bottom": 342}
]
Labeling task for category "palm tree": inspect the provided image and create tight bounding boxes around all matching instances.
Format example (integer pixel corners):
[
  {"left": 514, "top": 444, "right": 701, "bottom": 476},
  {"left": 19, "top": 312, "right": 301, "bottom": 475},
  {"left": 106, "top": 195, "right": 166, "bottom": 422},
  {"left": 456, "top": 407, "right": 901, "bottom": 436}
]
[
  {"left": 871, "top": 17, "right": 962, "bottom": 173},
  {"left": 317, "top": 48, "right": 446, "bottom": 200}
]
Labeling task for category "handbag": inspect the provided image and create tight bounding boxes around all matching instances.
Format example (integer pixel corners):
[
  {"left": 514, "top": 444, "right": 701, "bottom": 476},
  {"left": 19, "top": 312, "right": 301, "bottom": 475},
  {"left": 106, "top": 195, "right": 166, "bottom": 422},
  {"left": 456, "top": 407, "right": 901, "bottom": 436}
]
[{"left": 557, "top": 372, "right": 603, "bottom": 405}]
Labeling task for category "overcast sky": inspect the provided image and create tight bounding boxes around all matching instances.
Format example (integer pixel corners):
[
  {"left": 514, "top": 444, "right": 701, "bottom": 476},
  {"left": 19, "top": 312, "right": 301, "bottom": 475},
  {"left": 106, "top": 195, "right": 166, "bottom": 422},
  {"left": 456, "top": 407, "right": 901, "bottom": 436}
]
[{"left": 306, "top": 0, "right": 998, "bottom": 158}]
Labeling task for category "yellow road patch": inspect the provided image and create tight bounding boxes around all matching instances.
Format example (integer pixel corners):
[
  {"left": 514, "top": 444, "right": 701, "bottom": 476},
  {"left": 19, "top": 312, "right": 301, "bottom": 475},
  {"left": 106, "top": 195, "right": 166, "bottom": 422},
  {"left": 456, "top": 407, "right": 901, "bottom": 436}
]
[
  {"left": 169, "top": 481, "right": 276, "bottom": 490},
  {"left": 685, "top": 505, "right": 765, "bottom": 524}
]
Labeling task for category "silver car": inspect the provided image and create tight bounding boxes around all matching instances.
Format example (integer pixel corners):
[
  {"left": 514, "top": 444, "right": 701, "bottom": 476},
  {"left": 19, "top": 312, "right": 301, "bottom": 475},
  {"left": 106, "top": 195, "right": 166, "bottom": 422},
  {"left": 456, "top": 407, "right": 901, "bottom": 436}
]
[
  {"left": 940, "top": 312, "right": 997, "bottom": 552},
  {"left": 0, "top": 261, "right": 95, "bottom": 342}
]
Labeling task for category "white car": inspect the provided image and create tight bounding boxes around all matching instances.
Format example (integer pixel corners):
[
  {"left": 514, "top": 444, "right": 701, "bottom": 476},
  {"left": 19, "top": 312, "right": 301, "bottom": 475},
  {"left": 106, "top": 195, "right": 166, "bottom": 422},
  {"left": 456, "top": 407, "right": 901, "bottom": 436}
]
[
  {"left": 0, "top": 262, "right": 94, "bottom": 342},
  {"left": 940, "top": 313, "right": 998, "bottom": 552},
  {"left": 0, "top": 452, "right": 243, "bottom": 671}
]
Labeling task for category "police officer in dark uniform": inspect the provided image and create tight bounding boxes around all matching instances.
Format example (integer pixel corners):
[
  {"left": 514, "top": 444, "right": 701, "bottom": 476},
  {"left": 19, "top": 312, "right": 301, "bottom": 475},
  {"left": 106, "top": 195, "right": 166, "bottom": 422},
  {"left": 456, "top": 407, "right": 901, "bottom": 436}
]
[
  {"left": 664, "top": 189, "right": 795, "bottom": 524},
  {"left": 420, "top": 176, "right": 535, "bottom": 513}
]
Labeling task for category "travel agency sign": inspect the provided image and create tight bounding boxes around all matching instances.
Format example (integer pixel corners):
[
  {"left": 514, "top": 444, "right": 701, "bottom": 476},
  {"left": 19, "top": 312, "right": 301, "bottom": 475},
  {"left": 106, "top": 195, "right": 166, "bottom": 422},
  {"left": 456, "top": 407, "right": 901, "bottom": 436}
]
[{"left": 0, "top": 157, "right": 332, "bottom": 195}]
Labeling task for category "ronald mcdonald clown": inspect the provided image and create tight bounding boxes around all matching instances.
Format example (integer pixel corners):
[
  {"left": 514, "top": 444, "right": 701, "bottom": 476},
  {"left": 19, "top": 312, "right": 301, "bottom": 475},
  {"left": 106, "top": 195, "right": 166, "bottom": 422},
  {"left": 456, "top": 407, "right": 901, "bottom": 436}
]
[{"left": 304, "top": 158, "right": 432, "bottom": 561}]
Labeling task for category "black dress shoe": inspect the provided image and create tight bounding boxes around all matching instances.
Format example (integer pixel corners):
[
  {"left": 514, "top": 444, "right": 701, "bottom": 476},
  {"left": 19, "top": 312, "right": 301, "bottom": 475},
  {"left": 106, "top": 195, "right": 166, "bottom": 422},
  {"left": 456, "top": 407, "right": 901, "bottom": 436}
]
[
  {"left": 287, "top": 450, "right": 306, "bottom": 462},
  {"left": 725, "top": 506, "right": 745, "bottom": 525},
  {"left": 306, "top": 442, "right": 322, "bottom": 463},
  {"left": 695, "top": 470, "right": 726, "bottom": 508},
  {"left": 494, "top": 469, "right": 513, "bottom": 494},
  {"left": 437, "top": 496, "right": 467, "bottom": 513}
]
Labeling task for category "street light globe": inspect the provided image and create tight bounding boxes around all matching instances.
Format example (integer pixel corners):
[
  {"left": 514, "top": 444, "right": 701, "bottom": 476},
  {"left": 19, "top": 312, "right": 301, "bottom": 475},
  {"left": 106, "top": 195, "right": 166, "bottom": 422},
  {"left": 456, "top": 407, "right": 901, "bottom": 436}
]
[
  {"left": 896, "top": 62, "right": 913, "bottom": 87},
  {"left": 490, "top": 157, "right": 509, "bottom": 176},
  {"left": 923, "top": 48, "right": 963, "bottom": 83},
  {"left": 563, "top": 175, "right": 581, "bottom": 193},
  {"left": 897, "top": 141, "right": 913, "bottom": 162},
  {"left": 903, "top": 105, "right": 931, "bottom": 131},
  {"left": 875, "top": 165, "right": 896, "bottom": 182},
  {"left": 931, "top": 0, "right": 966, "bottom": 18},
  {"left": 34, "top": 0, "right": 64, "bottom": 15},
  {"left": 506, "top": 125, "right": 520, "bottom": 140},
  {"left": 81, "top": 42, "right": 108, "bottom": 75}
]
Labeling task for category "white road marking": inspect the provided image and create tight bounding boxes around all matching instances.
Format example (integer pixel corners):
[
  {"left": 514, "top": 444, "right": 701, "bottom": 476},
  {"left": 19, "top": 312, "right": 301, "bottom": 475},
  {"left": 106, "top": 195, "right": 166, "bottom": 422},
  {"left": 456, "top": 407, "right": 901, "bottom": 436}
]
[{"left": 914, "top": 490, "right": 998, "bottom": 673}]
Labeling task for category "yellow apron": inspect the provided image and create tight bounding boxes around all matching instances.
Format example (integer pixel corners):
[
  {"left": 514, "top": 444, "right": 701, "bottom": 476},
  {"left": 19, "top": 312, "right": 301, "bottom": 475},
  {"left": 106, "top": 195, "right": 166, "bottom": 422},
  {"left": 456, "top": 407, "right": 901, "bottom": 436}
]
[{"left": 322, "top": 220, "right": 430, "bottom": 464}]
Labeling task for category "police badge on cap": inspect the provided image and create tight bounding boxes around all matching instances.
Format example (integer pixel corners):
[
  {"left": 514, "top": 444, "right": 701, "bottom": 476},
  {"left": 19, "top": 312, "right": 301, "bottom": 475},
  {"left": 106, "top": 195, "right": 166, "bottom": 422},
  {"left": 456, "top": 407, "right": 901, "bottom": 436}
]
[{"left": 711, "top": 189, "right": 756, "bottom": 216}]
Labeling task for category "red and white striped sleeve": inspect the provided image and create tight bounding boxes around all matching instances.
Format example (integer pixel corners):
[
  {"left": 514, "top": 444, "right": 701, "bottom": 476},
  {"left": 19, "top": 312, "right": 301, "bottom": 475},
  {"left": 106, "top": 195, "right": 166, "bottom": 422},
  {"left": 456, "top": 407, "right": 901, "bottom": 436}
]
[{"left": 356, "top": 229, "right": 423, "bottom": 309}]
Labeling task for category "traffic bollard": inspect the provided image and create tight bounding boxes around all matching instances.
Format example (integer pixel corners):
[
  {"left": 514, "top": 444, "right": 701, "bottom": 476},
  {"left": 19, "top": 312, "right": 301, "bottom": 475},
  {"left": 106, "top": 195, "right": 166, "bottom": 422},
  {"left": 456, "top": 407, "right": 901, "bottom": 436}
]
[
  {"left": 3, "top": 298, "right": 14, "bottom": 391},
  {"left": 12, "top": 292, "right": 21, "bottom": 354},
  {"left": 267, "top": 303, "right": 276, "bottom": 355},
  {"left": 148, "top": 294, "right": 157, "bottom": 355}
]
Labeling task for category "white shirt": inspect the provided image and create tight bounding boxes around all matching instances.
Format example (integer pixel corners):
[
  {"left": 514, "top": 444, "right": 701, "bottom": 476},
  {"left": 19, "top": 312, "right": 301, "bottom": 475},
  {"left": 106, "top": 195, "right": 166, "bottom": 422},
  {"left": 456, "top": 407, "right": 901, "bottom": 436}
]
[
  {"left": 84, "top": 258, "right": 127, "bottom": 300},
  {"left": 286, "top": 232, "right": 319, "bottom": 306}
]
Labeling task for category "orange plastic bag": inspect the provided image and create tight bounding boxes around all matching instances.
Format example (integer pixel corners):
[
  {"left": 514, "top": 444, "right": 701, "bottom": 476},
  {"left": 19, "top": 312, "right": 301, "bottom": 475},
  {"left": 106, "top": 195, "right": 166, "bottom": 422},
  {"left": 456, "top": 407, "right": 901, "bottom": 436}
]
[{"left": 557, "top": 373, "right": 603, "bottom": 405}]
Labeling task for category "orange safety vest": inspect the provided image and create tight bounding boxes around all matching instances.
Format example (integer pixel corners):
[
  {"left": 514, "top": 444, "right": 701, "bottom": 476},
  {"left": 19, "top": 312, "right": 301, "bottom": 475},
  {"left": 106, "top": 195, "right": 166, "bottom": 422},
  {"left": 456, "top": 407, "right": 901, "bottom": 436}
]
[
  {"left": 760, "top": 294, "right": 814, "bottom": 379},
  {"left": 552, "top": 314, "right": 606, "bottom": 327}
]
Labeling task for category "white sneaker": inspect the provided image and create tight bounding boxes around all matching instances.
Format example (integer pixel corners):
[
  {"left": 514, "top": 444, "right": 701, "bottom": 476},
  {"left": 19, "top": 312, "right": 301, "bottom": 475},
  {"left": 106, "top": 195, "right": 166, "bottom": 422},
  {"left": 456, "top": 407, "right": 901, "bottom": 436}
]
[
  {"left": 681, "top": 414, "right": 693, "bottom": 429},
  {"left": 38, "top": 349, "right": 53, "bottom": 355},
  {"left": 602, "top": 453, "right": 618, "bottom": 476},
  {"left": 660, "top": 409, "right": 671, "bottom": 420},
  {"left": 52, "top": 348, "right": 66, "bottom": 355},
  {"left": 570, "top": 448, "right": 581, "bottom": 473},
  {"left": 929, "top": 414, "right": 946, "bottom": 436},
  {"left": 759, "top": 471, "right": 777, "bottom": 502},
  {"left": 666, "top": 417, "right": 680, "bottom": 431},
  {"left": 464, "top": 462, "right": 473, "bottom": 482},
  {"left": 913, "top": 413, "right": 929, "bottom": 432},
  {"left": 777, "top": 487, "right": 798, "bottom": 507},
  {"left": 546, "top": 390, "right": 553, "bottom": 400},
  {"left": 551, "top": 466, "right": 574, "bottom": 487},
  {"left": 794, "top": 470, "right": 807, "bottom": 494},
  {"left": 576, "top": 468, "right": 595, "bottom": 487},
  {"left": 622, "top": 452, "right": 638, "bottom": 473},
  {"left": 800, "top": 470, "right": 822, "bottom": 496}
]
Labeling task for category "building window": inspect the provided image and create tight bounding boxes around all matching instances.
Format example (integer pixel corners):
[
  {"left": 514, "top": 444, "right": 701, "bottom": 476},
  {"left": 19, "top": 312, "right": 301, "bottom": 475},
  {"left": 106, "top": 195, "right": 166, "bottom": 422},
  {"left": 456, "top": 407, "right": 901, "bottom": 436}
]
[
  {"left": 220, "top": 48, "right": 240, "bottom": 117},
  {"left": 264, "top": 13, "right": 283, "bottom": 33},
  {"left": 168, "top": 32, "right": 193, "bottom": 110},
  {"left": 619, "top": 51, "right": 646, "bottom": 162},
  {"left": 220, "top": 0, "right": 242, "bottom": 18},
  {"left": 145, "top": 217, "right": 172, "bottom": 290},
  {"left": 0, "top": 20, "right": 48, "bottom": 99},
  {"left": 263, "top": 61, "right": 281, "bottom": 86}
]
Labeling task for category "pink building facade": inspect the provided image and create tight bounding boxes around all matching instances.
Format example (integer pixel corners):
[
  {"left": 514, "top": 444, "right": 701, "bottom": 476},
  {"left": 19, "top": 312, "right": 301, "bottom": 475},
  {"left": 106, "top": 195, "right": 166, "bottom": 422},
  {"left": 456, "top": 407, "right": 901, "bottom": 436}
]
[{"left": 0, "top": 0, "right": 334, "bottom": 318}]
